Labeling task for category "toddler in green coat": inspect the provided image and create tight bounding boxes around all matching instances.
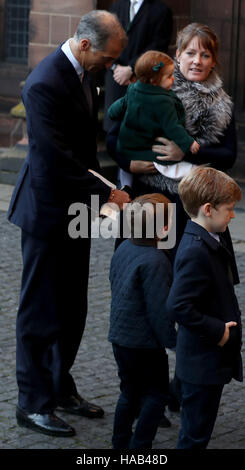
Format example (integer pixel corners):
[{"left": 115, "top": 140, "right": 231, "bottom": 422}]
[{"left": 108, "top": 50, "right": 199, "bottom": 186}]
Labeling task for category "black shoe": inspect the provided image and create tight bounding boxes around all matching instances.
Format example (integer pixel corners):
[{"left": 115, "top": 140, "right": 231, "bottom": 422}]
[
  {"left": 16, "top": 405, "right": 75, "bottom": 437},
  {"left": 57, "top": 394, "right": 104, "bottom": 418},
  {"left": 158, "top": 414, "right": 171, "bottom": 428}
]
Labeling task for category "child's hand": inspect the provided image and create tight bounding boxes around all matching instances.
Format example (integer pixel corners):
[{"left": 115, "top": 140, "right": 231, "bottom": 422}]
[
  {"left": 190, "top": 141, "right": 200, "bottom": 154},
  {"left": 218, "top": 321, "right": 237, "bottom": 347}
]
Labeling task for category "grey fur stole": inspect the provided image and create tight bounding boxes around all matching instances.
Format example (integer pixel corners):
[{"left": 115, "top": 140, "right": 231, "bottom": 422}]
[{"left": 172, "top": 65, "right": 233, "bottom": 145}]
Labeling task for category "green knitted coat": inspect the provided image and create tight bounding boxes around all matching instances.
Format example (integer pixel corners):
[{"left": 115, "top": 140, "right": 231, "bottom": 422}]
[{"left": 108, "top": 80, "right": 194, "bottom": 164}]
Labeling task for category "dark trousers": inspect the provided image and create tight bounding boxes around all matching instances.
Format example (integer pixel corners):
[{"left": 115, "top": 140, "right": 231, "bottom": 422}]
[
  {"left": 16, "top": 229, "right": 90, "bottom": 413},
  {"left": 112, "top": 344, "right": 170, "bottom": 449},
  {"left": 177, "top": 381, "right": 224, "bottom": 449}
]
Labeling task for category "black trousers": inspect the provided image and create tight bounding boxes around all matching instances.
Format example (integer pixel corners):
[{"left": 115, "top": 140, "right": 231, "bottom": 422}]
[
  {"left": 177, "top": 381, "right": 224, "bottom": 449},
  {"left": 16, "top": 229, "right": 90, "bottom": 413},
  {"left": 112, "top": 344, "right": 170, "bottom": 449}
]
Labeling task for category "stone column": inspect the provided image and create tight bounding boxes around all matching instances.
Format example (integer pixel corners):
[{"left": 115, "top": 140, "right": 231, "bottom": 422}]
[{"left": 28, "top": 0, "right": 95, "bottom": 70}]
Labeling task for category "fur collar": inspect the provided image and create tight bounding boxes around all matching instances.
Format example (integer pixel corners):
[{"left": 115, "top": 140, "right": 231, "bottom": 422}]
[{"left": 172, "top": 63, "right": 233, "bottom": 145}]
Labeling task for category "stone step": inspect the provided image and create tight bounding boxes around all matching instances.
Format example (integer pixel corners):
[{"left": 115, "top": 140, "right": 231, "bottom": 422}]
[
  {"left": 1, "top": 141, "right": 244, "bottom": 186},
  {"left": 0, "top": 144, "right": 118, "bottom": 186}
]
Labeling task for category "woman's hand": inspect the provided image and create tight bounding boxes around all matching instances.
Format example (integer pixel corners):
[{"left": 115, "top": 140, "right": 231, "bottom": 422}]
[
  {"left": 152, "top": 137, "right": 185, "bottom": 162},
  {"left": 129, "top": 160, "right": 158, "bottom": 174}
]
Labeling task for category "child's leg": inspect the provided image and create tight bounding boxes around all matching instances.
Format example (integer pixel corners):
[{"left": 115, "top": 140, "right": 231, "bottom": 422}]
[
  {"left": 177, "top": 381, "right": 224, "bottom": 449},
  {"left": 129, "top": 349, "right": 169, "bottom": 449},
  {"left": 112, "top": 344, "right": 142, "bottom": 449}
]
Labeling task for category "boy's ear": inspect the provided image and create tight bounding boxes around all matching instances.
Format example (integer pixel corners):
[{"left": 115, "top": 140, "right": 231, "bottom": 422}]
[{"left": 202, "top": 203, "right": 212, "bottom": 217}]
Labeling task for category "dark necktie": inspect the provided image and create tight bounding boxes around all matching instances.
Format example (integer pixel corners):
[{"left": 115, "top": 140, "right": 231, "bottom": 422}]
[{"left": 79, "top": 71, "right": 93, "bottom": 116}]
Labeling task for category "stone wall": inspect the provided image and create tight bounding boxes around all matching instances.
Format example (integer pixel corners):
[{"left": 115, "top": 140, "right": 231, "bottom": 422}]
[
  {"left": 191, "top": 0, "right": 244, "bottom": 114},
  {"left": 28, "top": 0, "right": 96, "bottom": 70}
]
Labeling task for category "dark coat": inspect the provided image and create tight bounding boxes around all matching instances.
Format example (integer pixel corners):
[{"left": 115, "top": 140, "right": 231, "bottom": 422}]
[
  {"left": 166, "top": 220, "right": 243, "bottom": 385},
  {"left": 108, "top": 81, "right": 194, "bottom": 162},
  {"left": 109, "top": 239, "right": 176, "bottom": 349},
  {"left": 8, "top": 45, "right": 110, "bottom": 238},
  {"left": 104, "top": 0, "right": 173, "bottom": 131}
]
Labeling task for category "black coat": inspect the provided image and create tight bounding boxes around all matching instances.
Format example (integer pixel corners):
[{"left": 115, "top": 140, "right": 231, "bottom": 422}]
[
  {"left": 166, "top": 220, "right": 243, "bottom": 385},
  {"left": 104, "top": 0, "right": 173, "bottom": 131},
  {"left": 8, "top": 45, "right": 110, "bottom": 238}
]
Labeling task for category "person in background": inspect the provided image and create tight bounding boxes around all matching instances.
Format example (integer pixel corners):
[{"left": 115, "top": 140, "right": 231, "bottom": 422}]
[
  {"left": 104, "top": 0, "right": 172, "bottom": 186},
  {"left": 7, "top": 10, "right": 130, "bottom": 438}
]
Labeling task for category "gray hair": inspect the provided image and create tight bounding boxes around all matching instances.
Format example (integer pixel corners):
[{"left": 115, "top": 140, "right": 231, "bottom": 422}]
[{"left": 74, "top": 10, "right": 127, "bottom": 51}]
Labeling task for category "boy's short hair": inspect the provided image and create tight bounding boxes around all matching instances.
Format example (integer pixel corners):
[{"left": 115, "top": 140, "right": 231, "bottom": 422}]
[
  {"left": 178, "top": 167, "right": 242, "bottom": 217},
  {"left": 127, "top": 193, "right": 171, "bottom": 240}
]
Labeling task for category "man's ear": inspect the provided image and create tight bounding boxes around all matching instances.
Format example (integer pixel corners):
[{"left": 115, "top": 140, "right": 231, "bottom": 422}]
[{"left": 80, "top": 39, "right": 90, "bottom": 51}]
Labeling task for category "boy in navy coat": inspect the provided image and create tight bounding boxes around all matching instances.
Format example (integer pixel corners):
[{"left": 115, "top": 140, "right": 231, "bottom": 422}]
[{"left": 167, "top": 167, "right": 243, "bottom": 449}]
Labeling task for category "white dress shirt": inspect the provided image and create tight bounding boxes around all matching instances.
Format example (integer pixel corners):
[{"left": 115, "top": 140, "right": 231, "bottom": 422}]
[
  {"left": 130, "top": 0, "right": 144, "bottom": 20},
  {"left": 61, "top": 39, "right": 83, "bottom": 76}
]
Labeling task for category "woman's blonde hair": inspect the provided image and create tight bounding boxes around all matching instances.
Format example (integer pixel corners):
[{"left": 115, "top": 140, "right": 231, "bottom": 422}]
[
  {"left": 135, "top": 50, "right": 174, "bottom": 86},
  {"left": 176, "top": 23, "right": 220, "bottom": 67}
]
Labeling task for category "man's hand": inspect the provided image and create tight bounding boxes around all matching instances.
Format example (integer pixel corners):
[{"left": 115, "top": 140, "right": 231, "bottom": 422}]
[
  {"left": 113, "top": 65, "right": 133, "bottom": 86},
  {"left": 108, "top": 188, "right": 131, "bottom": 210},
  {"left": 218, "top": 321, "right": 237, "bottom": 347}
]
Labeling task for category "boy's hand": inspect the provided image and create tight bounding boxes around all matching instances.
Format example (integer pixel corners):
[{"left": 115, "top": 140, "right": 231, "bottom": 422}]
[{"left": 218, "top": 321, "right": 237, "bottom": 347}]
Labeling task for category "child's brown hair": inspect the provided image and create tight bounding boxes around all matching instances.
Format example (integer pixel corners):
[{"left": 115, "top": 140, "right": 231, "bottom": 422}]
[
  {"left": 127, "top": 193, "right": 171, "bottom": 240},
  {"left": 135, "top": 50, "right": 174, "bottom": 86},
  {"left": 178, "top": 167, "right": 242, "bottom": 218}
]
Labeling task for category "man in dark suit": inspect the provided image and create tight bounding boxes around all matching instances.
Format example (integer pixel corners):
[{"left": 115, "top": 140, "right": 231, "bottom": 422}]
[
  {"left": 103, "top": 0, "right": 173, "bottom": 132},
  {"left": 7, "top": 10, "right": 130, "bottom": 437},
  {"left": 166, "top": 167, "right": 243, "bottom": 449}
]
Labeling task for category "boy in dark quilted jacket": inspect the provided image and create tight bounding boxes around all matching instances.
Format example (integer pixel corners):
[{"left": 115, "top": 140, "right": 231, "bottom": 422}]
[{"left": 109, "top": 193, "right": 176, "bottom": 449}]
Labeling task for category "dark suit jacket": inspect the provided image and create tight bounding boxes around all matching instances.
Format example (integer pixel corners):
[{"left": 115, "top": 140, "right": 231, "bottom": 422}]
[
  {"left": 8, "top": 45, "right": 110, "bottom": 238},
  {"left": 166, "top": 220, "right": 243, "bottom": 385},
  {"left": 104, "top": 0, "right": 173, "bottom": 130}
]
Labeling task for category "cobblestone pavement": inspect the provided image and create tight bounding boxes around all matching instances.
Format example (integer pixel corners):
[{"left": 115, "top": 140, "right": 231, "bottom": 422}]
[{"left": 0, "top": 207, "right": 245, "bottom": 451}]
